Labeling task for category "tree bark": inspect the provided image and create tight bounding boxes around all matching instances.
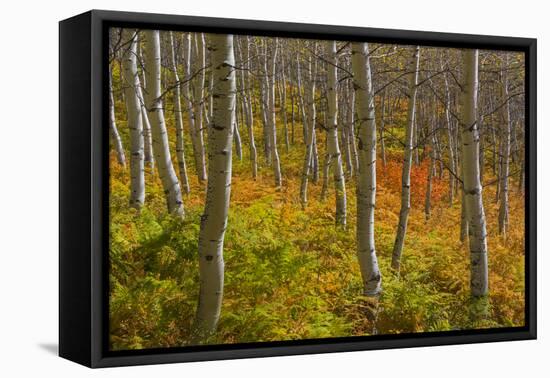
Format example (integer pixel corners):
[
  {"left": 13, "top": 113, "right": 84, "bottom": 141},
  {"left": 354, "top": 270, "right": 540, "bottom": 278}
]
[
  {"left": 143, "top": 30, "right": 184, "bottom": 216},
  {"left": 194, "top": 33, "right": 236, "bottom": 341},
  {"left": 351, "top": 42, "right": 382, "bottom": 296},
  {"left": 192, "top": 33, "right": 209, "bottom": 182},
  {"left": 460, "top": 49, "right": 489, "bottom": 297},
  {"left": 239, "top": 36, "right": 257, "bottom": 178},
  {"left": 325, "top": 40, "right": 347, "bottom": 226},
  {"left": 267, "top": 39, "right": 282, "bottom": 187},
  {"left": 391, "top": 46, "right": 421, "bottom": 271},
  {"left": 498, "top": 54, "right": 511, "bottom": 235},
  {"left": 168, "top": 31, "right": 190, "bottom": 194},
  {"left": 121, "top": 31, "right": 145, "bottom": 209},
  {"left": 299, "top": 46, "right": 318, "bottom": 208},
  {"left": 109, "top": 67, "right": 126, "bottom": 167}
]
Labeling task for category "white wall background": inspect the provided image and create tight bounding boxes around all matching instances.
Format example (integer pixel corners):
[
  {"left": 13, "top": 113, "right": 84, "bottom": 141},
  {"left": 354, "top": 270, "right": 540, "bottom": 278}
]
[{"left": 0, "top": 0, "right": 546, "bottom": 376}]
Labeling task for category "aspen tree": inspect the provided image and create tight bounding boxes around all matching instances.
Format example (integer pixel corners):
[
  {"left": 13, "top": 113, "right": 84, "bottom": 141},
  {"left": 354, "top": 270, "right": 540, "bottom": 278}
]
[
  {"left": 351, "top": 42, "right": 382, "bottom": 296},
  {"left": 460, "top": 49, "right": 489, "bottom": 297},
  {"left": 182, "top": 34, "right": 206, "bottom": 183},
  {"left": 135, "top": 35, "right": 154, "bottom": 170},
  {"left": 122, "top": 31, "right": 145, "bottom": 209},
  {"left": 325, "top": 40, "right": 347, "bottom": 226},
  {"left": 442, "top": 65, "right": 456, "bottom": 205},
  {"left": 192, "top": 33, "right": 208, "bottom": 182},
  {"left": 109, "top": 68, "right": 126, "bottom": 167},
  {"left": 267, "top": 38, "right": 282, "bottom": 187},
  {"left": 168, "top": 31, "right": 190, "bottom": 193},
  {"left": 238, "top": 36, "right": 257, "bottom": 177},
  {"left": 300, "top": 45, "right": 318, "bottom": 208},
  {"left": 498, "top": 54, "right": 511, "bottom": 235},
  {"left": 194, "top": 33, "right": 236, "bottom": 340},
  {"left": 392, "top": 46, "right": 421, "bottom": 271},
  {"left": 143, "top": 30, "right": 184, "bottom": 216}
]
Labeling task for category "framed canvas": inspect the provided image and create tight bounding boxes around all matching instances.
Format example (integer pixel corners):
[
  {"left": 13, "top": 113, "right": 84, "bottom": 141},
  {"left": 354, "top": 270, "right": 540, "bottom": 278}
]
[{"left": 59, "top": 10, "right": 537, "bottom": 368}]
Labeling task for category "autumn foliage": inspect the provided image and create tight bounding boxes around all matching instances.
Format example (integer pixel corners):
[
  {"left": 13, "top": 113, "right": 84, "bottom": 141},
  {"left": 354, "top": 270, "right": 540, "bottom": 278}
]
[{"left": 108, "top": 63, "right": 525, "bottom": 350}]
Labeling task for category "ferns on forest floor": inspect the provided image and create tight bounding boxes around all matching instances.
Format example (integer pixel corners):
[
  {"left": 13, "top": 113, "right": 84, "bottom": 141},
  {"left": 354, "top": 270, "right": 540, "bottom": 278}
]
[{"left": 108, "top": 99, "right": 525, "bottom": 350}]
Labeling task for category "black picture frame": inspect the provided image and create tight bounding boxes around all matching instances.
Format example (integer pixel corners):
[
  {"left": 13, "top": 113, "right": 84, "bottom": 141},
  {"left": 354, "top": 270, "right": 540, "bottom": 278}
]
[{"left": 59, "top": 9, "right": 537, "bottom": 368}]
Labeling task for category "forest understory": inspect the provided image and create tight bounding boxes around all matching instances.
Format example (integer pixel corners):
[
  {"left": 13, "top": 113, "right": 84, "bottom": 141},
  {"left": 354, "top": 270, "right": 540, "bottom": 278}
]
[{"left": 109, "top": 82, "right": 525, "bottom": 350}]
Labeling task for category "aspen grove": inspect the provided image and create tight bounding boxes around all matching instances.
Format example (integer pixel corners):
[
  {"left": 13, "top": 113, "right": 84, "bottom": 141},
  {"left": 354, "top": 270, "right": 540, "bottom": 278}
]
[{"left": 108, "top": 29, "right": 526, "bottom": 349}]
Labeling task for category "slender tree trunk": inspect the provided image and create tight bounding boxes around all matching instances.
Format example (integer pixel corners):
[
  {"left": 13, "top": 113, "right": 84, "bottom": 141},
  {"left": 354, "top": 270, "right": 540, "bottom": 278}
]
[
  {"left": 267, "top": 39, "right": 282, "bottom": 187},
  {"left": 136, "top": 34, "right": 154, "bottom": 170},
  {"left": 498, "top": 54, "right": 511, "bottom": 235},
  {"left": 320, "top": 139, "right": 331, "bottom": 202},
  {"left": 233, "top": 116, "right": 243, "bottom": 161},
  {"left": 348, "top": 87, "right": 359, "bottom": 175},
  {"left": 259, "top": 40, "right": 272, "bottom": 164},
  {"left": 296, "top": 54, "right": 308, "bottom": 143},
  {"left": 379, "top": 88, "right": 387, "bottom": 168},
  {"left": 391, "top": 46, "right": 420, "bottom": 271},
  {"left": 122, "top": 31, "right": 145, "bottom": 209},
  {"left": 461, "top": 49, "right": 488, "bottom": 297},
  {"left": 109, "top": 68, "right": 126, "bottom": 167},
  {"left": 425, "top": 115, "right": 435, "bottom": 220},
  {"left": 192, "top": 33, "right": 208, "bottom": 182},
  {"left": 194, "top": 34, "right": 236, "bottom": 341},
  {"left": 183, "top": 33, "right": 207, "bottom": 183},
  {"left": 143, "top": 30, "right": 184, "bottom": 216},
  {"left": 279, "top": 53, "right": 290, "bottom": 152},
  {"left": 241, "top": 36, "right": 257, "bottom": 177},
  {"left": 169, "top": 32, "right": 190, "bottom": 193},
  {"left": 299, "top": 47, "right": 318, "bottom": 208},
  {"left": 137, "top": 85, "right": 154, "bottom": 171},
  {"left": 341, "top": 91, "right": 353, "bottom": 177},
  {"left": 325, "top": 40, "right": 347, "bottom": 226},
  {"left": 290, "top": 62, "right": 296, "bottom": 145},
  {"left": 442, "top": 66, "right": 456, "bottom": 205},
  {"left": 351, "top": 42, "right": 382, "bottom": 296}
]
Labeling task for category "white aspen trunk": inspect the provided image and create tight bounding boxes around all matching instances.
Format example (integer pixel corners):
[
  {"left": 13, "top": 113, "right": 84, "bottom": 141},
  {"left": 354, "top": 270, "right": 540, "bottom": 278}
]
[
  {"left": 460, "top": 49, "right": 489, "bottom": 297},
  {"left": 498, "top": 54, "right": 511, "bottom": 235},
  {"left": 391, "top": 46, "right": 420, "bottom": 271},
  {"left": 351, "top": 42, "right": 382, "bottom": 296},
  {"left": 121, "top": 31, "right": 145, "bottom": 209},
  {"left": 425, "top": 115, "right": 436, "bottom": 220},
  {"left": 443, "top": 69, "right": 456, "bottom": 205},
  {"left": 341, "top": 94, "right": 353, "bottom": 178},
  {"left": 143, "top": 30, "right": 184, "bottom": 216},
  {"left": 312, "top": 124, "right": 320, "bottom": 183},
  {"left": 325, "top": 40, "right": 347, "bottom": 226},
  {"left": 136, "top": 82, "right": 154, "bottom": 171},
  {"left": 109, "top": 68, "right": 126, "bottom": 167},
  {"left": 169, "top": 32, "right": 190, "bottom": 194},
  {"left": 295, "top": 54, "right": 308, "bottom": 142},
  {"left": 320, "top": 138, "right": 331, "bottom": 201},
  {"left": 136, "top": 34, "right": 154, "bottom": 170},
  {"left": 192, "top": 33, "right": 208, "bottom": 182},
  {"left": 379, "top": 89, "right": 387, "bottom": 168},
  {"left": 208, "top": 66, "right": 214, "bottom": 121},
  {"left": 267, "top": 39, "right": 282, "bottom": 187},
  {"left": 238, "top": 36, "right": 257, "bottom": 177},
  {"left": 183, "top": 34, "right": 207, "bottom": 183},
  {"left": 233, "top": 115, "right": 243, "bottom": 160},
  {"left": 460, "top": 190, "right": 469, "bottom": 242},
  {"left": 413, "top": 118, "right": 420, "bottom": 166},
  {"left": 299, "top": 48, "right": 318, "bottom": 208},
  {"left": 279, "top": 52, "right": 290, "bottom": 152},
  {"left": 194, "top": 33, "right": 236, "bottom": 340},
  {"left": 258, "top": 40, "right": 272, "bottom": 164},
  {"left": 348, "top": 87, "right": 359, "bottom": 175}
]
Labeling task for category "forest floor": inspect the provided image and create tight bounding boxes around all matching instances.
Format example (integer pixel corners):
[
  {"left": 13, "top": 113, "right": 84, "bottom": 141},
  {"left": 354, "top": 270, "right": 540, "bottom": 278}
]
[{"left": 109, "top": 96, "right": 525, "bottom": 350}]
